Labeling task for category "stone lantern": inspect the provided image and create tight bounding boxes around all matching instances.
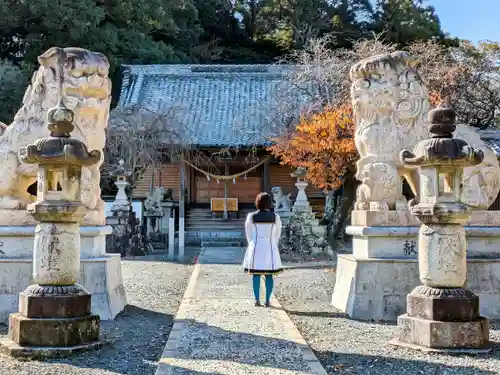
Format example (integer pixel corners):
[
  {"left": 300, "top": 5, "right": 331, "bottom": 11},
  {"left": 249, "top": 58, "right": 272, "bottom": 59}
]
[
  {"left": 291, "top": 167, "right": 311, "bottom": 213},
  {"left": 0, "top": 99, "right": 102, "bottom": 356},
  {"left": 111, "top": 159, "right": 132, "bottom": 214},
  {"left": 390, "top": 104, "right": 490, "bottom": 351}
]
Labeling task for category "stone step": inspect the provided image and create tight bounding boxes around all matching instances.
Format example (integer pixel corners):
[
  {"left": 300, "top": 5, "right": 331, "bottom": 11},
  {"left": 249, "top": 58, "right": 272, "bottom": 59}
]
[
  {"left": 186, "top": 223, "right": 245, "bottom": 229},
  {"left": 186, "top": 218, "right": 246, "bottom": 222},
  {"left": 201, "top": 241, "right": 245, "bottom": 247},
  {"left": 201, "top": 237, "right": 245, "bottom": 243}
]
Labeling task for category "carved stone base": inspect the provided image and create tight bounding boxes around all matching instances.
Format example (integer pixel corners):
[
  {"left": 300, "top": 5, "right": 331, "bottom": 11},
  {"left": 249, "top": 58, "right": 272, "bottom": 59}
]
[
  {"left": 0, "top": 254, "right": 127, "bottom": 323},
  {"left": 407, "top": 286, "right": 479, "bottom": 322},
  {"left": 392, "top": 314, "right": 490, "bottom": 350},
  {"left": 8, "top": 312, "right": 100, "bottom": 347},
  {"left": 0, "top": 337, "right": 102, "bottom": 358},
  {"left": 19, "top": 284, "right": 91, "bottom": 319},
  {"left": 0, "top": 225, "right": 126, "bottom": 323},
  {"left": 332, "top": 254, "right": 500, "bottom": 321},
  {"left": 4, "top": 281, "right": 101, "bottom": 350},
  {"left": 392, "top": 285, "right": 490, "bottom": 351}
]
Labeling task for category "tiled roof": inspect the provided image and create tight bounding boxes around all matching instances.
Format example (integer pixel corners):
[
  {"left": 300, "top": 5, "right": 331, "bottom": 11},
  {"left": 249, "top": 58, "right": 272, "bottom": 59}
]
[
  {"left": 479, "top": 130, "right": 500, "bottom": 157},
  {"left": 117, "top": 64, "right": 306, "bottom": 147}
]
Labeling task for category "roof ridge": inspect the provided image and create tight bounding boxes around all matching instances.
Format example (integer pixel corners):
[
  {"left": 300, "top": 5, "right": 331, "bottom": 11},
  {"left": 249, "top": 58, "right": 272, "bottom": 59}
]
[{"left": 120, "top": 64, "right": 297, "bottom": 76}]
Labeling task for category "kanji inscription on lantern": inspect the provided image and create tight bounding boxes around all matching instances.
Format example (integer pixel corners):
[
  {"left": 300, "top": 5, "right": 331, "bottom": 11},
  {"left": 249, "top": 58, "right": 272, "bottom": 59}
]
[
  {"left": 41, "top": 236, "right": 61, "bottom": 271},
  {"left": 403, "top": 239, "right": 417, "bottom": 256}
]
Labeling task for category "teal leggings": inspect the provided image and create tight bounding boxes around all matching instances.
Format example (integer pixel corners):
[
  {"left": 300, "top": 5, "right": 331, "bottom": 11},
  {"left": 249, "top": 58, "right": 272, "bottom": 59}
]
[{"left": 252, "top": 275, "right": 274, "bottom": 304}]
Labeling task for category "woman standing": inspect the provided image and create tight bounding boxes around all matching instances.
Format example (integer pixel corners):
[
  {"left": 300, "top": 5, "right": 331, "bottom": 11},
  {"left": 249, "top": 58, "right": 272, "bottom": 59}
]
[{"left": 242, "top": 192, "right": 283, "bottom": 307}]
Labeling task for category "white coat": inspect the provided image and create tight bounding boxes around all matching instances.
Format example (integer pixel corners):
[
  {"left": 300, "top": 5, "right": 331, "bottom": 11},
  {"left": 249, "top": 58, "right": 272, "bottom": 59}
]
[{"left": 242, "top": 211, "right": 283, "bottom": 275}]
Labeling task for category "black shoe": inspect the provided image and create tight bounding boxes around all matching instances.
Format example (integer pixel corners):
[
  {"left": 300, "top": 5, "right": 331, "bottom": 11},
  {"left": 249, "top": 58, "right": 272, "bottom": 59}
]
[
  {"left": 265, "top": 302, "right": 270, "bottom": 308},
  {"left": 255, "top": 301, "right": 261, "bottom": 307}
]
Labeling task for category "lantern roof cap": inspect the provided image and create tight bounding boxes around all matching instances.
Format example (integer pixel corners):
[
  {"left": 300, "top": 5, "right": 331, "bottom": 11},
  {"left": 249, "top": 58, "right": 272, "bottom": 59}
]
[
  {"left": 19, "top": 99, "right": 101, "bottom": 167},
  {"left": 400, "top": 104, "right": 484, "bottom": 168}
]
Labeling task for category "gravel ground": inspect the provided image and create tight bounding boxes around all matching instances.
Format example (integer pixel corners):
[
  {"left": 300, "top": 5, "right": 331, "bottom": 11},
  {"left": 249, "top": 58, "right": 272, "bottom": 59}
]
[
  {"left": 274, "top": 268, "right": 500, "bottom": 375},
  {"left": 0, "top": 254, "right": 197, "bottom": 375}
]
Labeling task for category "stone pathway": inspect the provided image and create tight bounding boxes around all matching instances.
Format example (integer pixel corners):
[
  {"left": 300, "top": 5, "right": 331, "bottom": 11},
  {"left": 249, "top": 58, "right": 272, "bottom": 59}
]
[{"left": 155, "top": 247, "right": 327, "bottom": 375}]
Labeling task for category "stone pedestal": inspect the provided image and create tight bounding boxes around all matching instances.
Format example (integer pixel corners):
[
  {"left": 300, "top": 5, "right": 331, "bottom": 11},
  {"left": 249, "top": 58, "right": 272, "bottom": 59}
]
[
  {"left": 293, "top": 181, "right": 311, "bottom": 213},
  {"left": 6, "top": 283, "right": 101, "bottom": 354},
  {"left": 160, "top": 202, "right": 175, "bottom": 233},
  {"left": 0, "top": 225, "right": 126, "bottom": 324},
  {"left": 391, "top": 286, "right": 490, "bottom": 352},
  {"left": 332, "top": 210, "right": 500, "bottom": 321},
  {"left": 275, "top": 209, "right": 292, "bottom": 224},
  {"left": 111, "top": 178, "right": 131, "bottom": 213},
  {"left": 145, "top": 212, "right": 162, "bottom": 235}
]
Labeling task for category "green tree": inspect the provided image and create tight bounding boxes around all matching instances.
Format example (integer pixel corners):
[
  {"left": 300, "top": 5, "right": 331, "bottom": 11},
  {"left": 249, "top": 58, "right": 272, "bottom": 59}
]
[
  {"left": 0, "top": 0, "right": 202, "bottom": 70},
  {"left": 0, "top": 60, "right": 30, "bottom": 124},
  {"left": 237, "top": 0, "right": 375, "bottom": 51},
  {"left": 372, "top": 0, "right": 445, "bottom": 45}
]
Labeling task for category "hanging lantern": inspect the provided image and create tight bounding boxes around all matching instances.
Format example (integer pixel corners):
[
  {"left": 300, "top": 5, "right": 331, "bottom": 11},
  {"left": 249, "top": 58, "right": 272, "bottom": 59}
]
[
  {"left": 244, "top": 174, "right": 247, "bottom": 180},
  {"left": 206, "top": 175, "right": 210, "bottom": 181},
  {"left": 217, "top": 179, "right": 220, "bottom": 184},
  {"left": 233, "top": 178, "right": 236, "bottom": 184}
]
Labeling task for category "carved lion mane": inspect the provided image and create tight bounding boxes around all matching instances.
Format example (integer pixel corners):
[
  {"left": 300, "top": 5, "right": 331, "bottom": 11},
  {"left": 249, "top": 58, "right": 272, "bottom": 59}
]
[
  {"left": 350, "top": 51, "right": 500, "bottom": 210},
  {"left": 0, "top": 47, "right": 111, "bottom": 225}
]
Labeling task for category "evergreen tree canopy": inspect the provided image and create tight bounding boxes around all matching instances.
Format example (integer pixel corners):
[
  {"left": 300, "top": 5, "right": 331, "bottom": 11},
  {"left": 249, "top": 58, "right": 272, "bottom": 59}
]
[{"left": 0, "top": 0, "right": 202, "bottom": 70}]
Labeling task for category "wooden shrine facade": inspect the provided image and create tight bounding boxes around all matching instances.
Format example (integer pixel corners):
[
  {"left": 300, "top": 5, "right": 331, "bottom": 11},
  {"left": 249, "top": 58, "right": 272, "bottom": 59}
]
[{"left": 132, "top": 158, "right": 325, "bottom": 211}]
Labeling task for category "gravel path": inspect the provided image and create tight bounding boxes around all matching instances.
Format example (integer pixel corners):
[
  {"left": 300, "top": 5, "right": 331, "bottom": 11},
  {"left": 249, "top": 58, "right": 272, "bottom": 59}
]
[
  {"left": 274, "top": 268, "right": 500, "bottom": 375},
  {"left": 0, "top": 256, "right": 196, "bottom": 375}
]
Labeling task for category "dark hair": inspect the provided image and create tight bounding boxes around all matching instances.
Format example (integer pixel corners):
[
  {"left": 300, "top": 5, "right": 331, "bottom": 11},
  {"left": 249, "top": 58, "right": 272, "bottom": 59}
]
[{"left": 255, "top": 192, "right": 273, "bottom": 210}]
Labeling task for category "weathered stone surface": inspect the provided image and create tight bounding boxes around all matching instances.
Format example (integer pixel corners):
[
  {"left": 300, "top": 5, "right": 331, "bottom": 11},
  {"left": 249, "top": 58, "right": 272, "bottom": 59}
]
[
  {"left": 32, "top": 222, "right": 81, "bottom": 285},
  {"left": 0, "top": 225, "right": 126, "bottom": 323},
  {"left": 0, "top": 337, "right": 102, "bottom": 358},
  {"left": 8, "top": 313, "right": 100, "bottom": 347},
  {"left": 407, "top": 287, "right": 479, "bottom": 322},
  {"left": 19, "top": 292, "right": 91, "bottom": 318},
  {"left": 331, "top": 254, "right": 419, "bottom": 321},
  {"left": 350, "top": 52, "right": 500, "bottom": 211},
  {"left": 352, "top": 210, "right": 500, "bottom": 228},
  {"left": 418, "top": 223, "right": 467, "bottom": 288},
  {"left": 394, "top": 314, "right": 489, "bottom": 349},
  {"left": 332, "top": 254, "right": 500, "bottom": 321},
  {"left": 0, "top": 47, "right": 110, "bottom": 225}
]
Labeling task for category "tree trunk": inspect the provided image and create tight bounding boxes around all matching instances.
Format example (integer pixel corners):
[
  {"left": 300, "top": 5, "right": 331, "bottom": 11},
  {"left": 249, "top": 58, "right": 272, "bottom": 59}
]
[
  {"left": 327, "top": 170, "right": 359, "bottom": 248},
  {"left": 250, "top": 0, "right": 257, "bottom": 40}
]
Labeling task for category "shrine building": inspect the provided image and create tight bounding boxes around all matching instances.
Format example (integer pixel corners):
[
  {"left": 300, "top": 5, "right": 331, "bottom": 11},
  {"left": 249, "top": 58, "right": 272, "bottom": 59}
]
[
  {"left": 116, "top": 64, "right": 500, "bottom": 217},
  {"left": 116, "top": 64, "right": 325, "bottom": 215}
]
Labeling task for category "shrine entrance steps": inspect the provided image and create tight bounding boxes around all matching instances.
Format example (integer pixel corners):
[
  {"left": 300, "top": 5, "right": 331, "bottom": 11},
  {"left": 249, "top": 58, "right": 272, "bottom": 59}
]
[
  {"left": 185, "top": 207, "right": 252, "bottom": 248},
  {"left": 154, "top": 246, "right": 327, "bottom": 375}
]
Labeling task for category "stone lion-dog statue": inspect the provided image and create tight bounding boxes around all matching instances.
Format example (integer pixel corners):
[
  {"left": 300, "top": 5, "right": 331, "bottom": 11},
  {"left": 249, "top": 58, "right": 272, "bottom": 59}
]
[
  {"left": 144, "top": 187, "right": 167, "bottom": 215},
  {"left": 0, "top": 46, "right": 111, "bottom": 225},
  {"left": 350, "top": 51, "right": 500, "bottom": 211},
  {"left": 271, "top": 186, "right": 293, "bottom": 212}
]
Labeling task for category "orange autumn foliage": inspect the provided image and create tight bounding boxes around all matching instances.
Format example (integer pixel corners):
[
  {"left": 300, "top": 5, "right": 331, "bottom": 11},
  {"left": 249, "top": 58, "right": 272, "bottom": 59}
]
[
  {"left": 268, "top": 105, "right": 357, "bottom": 190},
  {"left": 429, "top": 91, "right": 443, "bottom": 107}
]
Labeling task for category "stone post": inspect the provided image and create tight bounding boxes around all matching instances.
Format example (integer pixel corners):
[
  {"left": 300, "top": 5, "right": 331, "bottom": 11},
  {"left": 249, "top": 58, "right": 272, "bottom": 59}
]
[
  {"left": 390, "top": 104, "right": 490, "bottom": 352},
  {"left": 178, "top": 161, "right": 186, "bottom": 258},
  {"left": 111, "top": 160, "right": 131, "bottom": 213},
  {"left": 293, "top": 180, "right": 311, "bottom": 212},
  {"left": 0, "top": 99, "right": 102, "bottom": 357},
  {"left": 291, "top": 167, "right": 311, "bottom": 213}
]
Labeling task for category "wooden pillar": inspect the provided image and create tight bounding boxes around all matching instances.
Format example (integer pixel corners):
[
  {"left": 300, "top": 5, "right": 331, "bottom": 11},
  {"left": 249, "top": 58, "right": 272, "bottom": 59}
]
[
  {"left": 223, "top": 163, "right": 229, "bottom": 220},
  {"left": 263, "top": 159, "right": 270, "bottom": 193},
  {"left": 178, "top": 160, "right": 185, "bottom": 258}
]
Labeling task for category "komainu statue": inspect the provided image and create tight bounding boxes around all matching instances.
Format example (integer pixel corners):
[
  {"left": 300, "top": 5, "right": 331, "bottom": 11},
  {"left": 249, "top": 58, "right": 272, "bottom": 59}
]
[
  {"left": 271, "top": 186, "right": 292, "bottom": 212},
  {"left": 0, "top": 47, "right": 111, "bottom": 225},
  {"left": 350, "top": 51, "right": 500, "bottom": 211},
  {"left": 144, "top": 187, "right": 167, "bottom": 215}
]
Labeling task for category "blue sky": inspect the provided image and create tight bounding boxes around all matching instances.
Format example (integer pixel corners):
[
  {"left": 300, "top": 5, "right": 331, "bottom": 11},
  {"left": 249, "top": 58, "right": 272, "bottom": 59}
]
[{"left": 430, "top": 0, "right": 498, "bottom": 42}]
